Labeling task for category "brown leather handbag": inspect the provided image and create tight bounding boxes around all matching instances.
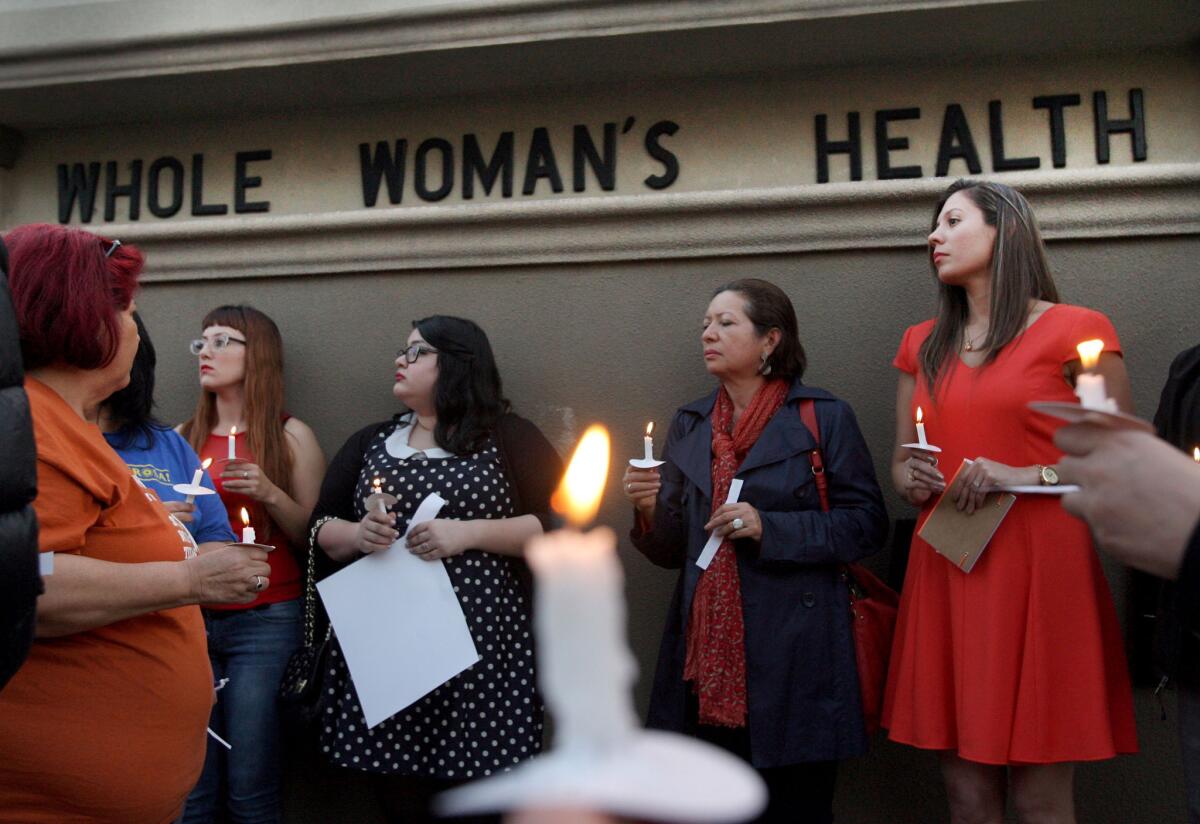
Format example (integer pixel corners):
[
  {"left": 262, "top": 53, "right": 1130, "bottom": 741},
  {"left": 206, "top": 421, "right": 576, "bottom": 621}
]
[{"left": 798, "top": 399, "right": 899, "bottom": 737}]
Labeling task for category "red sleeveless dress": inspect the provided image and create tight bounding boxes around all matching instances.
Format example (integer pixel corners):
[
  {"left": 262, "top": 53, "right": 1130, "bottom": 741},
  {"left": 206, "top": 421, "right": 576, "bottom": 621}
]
[{"left": 881, "top": 304, "right": 1137, "bottom": 764}]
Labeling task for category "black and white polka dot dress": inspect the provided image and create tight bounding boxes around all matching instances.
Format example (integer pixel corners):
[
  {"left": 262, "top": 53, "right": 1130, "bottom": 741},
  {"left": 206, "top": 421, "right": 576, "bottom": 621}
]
[{"left": 320, "top": 419, "right": 543, "bottom": 778}]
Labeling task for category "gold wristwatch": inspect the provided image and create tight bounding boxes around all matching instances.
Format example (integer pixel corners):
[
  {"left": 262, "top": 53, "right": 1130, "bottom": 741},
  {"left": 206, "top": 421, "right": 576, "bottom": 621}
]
[{"left": 1036, "top": 464, "right": 1059, "bottom": 486}]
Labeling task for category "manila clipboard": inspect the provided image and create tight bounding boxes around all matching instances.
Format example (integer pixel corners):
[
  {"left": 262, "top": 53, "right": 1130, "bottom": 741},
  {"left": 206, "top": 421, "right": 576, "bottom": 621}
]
[{"left": 917, "top": 459, "right": 1016, "bottom": 573}]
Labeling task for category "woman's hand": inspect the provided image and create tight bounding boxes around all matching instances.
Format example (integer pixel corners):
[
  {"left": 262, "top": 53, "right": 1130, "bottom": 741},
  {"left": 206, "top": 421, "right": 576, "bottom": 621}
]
[
  {"left": 356, "top": 508, "right": 399, "bottom": 554},
  {"left": 162, "top": 500, "right": 196, "bottom": 523},
  {"left": 186, "top": 544, "right": 272, "bottom": 604},
  {"left": 622, "top": 466, "right": 661, "bottom": 519},
  {"left": 950, "top": 458, "right": 1031, "bottom": 514},
  {"left": 704, "top": 502, "right": 762, "bottom": 542},
  {"left": 900, "top": 450, "right": 945, "bottom": 506},
  {"left": 406, "top": 519, "right": 475, "bottom": 562},
  {"left": 219, "top": 459, "right": 279, "bottom": 504}
]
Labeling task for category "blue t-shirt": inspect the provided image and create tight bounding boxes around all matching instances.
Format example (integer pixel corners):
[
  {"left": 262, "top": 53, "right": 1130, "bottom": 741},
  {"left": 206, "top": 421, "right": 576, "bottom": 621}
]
[{"left": 104, "top": 426, "right": 236, "bottom": 545}]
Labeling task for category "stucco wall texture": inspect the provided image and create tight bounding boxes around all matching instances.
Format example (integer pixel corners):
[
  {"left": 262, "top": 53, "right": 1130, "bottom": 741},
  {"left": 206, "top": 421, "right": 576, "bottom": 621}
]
[{"left": 136, "top": 234, "right": 1198, "bottom": 823}]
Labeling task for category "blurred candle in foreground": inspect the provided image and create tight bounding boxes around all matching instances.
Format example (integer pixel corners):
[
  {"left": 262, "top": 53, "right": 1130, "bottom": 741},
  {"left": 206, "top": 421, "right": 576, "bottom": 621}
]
[
  {"left": 526, "top": 425, "right": 638, "bottom": 754},
  {"left": 1074, "top": 339, "right": 1116, "bottom": 412},
  {"left": 239, "top": 507, "right": 255, "bottom": 544},
  {"left": 1193, "top": 447, "right": 1199, "bottom": 464}
]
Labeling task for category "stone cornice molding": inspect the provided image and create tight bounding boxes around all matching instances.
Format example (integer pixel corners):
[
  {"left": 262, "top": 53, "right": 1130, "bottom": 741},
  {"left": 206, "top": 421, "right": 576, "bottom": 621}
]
[
  {"left": 85, "top": 162, "right": 1200, "bottom": 283},
  {"left": 0, "top": 0, "right": 1000, "bottom": 88}
]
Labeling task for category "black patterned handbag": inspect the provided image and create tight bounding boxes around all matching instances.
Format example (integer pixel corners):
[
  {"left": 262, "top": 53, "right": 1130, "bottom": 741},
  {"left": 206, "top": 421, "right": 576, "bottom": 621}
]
[{"left": 278, "top": 521, "right": 334, "bottom": 726}]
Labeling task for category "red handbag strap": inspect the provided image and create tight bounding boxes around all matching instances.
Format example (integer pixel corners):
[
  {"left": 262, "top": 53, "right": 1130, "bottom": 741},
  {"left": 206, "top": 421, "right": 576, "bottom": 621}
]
[{"left": 798, "top": 399, "right": 830, "bottom": 513}]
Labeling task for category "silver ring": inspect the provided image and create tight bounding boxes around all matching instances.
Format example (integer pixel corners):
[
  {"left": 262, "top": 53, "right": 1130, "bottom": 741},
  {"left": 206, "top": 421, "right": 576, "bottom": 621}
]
[
  {"left": 243, "top": 471, "right": 249, "bottom": 479},
  {"left": 731, "top": 517, "right": 745, "bottom": 531},
  {"left": 972, "top": 480, "right": 983, "bottom": 488},
  {"left": 253, "top": 575, "right": 264, "bottom": 591}
]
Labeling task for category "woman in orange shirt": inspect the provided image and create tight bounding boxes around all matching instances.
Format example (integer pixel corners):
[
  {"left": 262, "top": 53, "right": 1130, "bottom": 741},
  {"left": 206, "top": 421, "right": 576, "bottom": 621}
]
[{"left": 0, "top": 224, "right": 272, "bottom": 824}]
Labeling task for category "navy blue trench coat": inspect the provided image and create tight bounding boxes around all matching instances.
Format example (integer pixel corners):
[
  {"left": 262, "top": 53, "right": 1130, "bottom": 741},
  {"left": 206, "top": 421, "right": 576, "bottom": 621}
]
[{"left": 632, "top": 379, "right": 888, "bottom": 767}]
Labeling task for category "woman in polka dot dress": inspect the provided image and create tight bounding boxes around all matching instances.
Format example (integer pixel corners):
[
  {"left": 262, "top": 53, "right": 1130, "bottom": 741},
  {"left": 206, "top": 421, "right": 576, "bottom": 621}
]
[{"left": 309, "top": 315, "right": 562, "bottom": 823}]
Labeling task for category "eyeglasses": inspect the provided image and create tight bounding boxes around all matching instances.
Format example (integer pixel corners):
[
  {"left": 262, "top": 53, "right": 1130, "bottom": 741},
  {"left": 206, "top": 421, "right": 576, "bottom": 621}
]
[
  {"left": 398, "top": 343, "right": 438, "bottom": 364},
  {"left": 190, "top": 333, "right": 247, "bottom": 356}
]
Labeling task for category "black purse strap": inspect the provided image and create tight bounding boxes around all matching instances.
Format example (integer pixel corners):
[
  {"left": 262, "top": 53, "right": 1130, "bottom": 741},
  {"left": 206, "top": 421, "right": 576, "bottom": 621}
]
[{"left": 305, "top": 516, "right": 336, "bottom": 649}]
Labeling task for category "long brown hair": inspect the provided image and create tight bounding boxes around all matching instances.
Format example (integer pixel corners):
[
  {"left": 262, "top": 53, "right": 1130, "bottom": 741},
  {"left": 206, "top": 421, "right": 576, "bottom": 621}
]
[
  {"left": 181, "top": 305, "right": 294, "bottom": 503},
  {"left": 919, "top": 179, "right": 1060, "bottom": 395}
]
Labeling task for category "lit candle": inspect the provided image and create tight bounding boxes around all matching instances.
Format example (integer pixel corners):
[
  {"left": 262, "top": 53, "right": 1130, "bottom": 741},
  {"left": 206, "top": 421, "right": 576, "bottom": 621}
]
[
  {"left": 526, "top": 425, "right": 638, "bottom": 754},
  {"left": 1074, "top": 339, "right": 1117, "bottom": 412},
  {"left": 1193, "top": 447, "right": 1199, "bottom": 463},
  {"left": 239, "top": 507, "right": 255, "bottom": 544},
  {"left": 372, "top": 476, "right": 387, "bottom": 514},
  {"left": 227, "top": 425, "right": 238, "bottom": 460},
  {"left": 642, "top": 421, "right": 656, "bottom": 462},
  {"left": 185, "top": 457, "right": 214, "bottom": 505},
  {"left": 915, "top": 406, "right": 928, "bottom": 448}
]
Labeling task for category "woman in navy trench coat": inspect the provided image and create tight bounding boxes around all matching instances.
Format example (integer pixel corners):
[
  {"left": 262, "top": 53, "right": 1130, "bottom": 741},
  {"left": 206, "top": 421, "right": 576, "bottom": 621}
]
[{"left": 624, "top": 279, "right": 887, "bottom": 823}]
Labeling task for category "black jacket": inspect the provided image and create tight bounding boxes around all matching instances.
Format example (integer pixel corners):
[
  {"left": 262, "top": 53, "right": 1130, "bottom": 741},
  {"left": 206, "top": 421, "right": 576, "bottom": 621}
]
[{"left": 0, "top": 237, "right": 41, "bottom": 691}]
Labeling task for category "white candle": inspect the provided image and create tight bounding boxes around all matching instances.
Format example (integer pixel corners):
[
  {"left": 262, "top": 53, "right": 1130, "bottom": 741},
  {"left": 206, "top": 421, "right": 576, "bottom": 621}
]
[
  {"left": 642, "top": 421, "right": 655, "bottom": 462},
  {"left": 1075, "top": 339, "right": 1117, "bottom": 412},
  {"left": 239, "top": 506, "right": 255, "bottom": 544},
  {"left": 527, "top": 425, "right": 638, "bottom": 754},
  {"left": 915, "top": 406, "right": 928, "bottom": 448},
  {"left": 185, "top": 457, "right": 214, "bottom": 505},
  {"left": 372, "top": 477, "right": 387, "bottom": 514},
  {"left": 227, "top": 425, "right": 237, "bottom": 460}
]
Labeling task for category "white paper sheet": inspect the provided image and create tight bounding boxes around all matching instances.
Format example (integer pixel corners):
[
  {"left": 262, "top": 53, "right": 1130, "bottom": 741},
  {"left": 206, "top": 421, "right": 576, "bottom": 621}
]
[
  {"left": 695, "top": 478, "right": 744, "bottom": 570},
  {"left": 38, "top": 552, "right": 53, "bottom": 576},
  {"left": 317, "top": 493, "right": 481, "bottom": 728}
]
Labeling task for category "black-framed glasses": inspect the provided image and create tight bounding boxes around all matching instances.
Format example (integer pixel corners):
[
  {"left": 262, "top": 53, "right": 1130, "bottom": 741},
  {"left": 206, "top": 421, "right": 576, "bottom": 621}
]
[
  {"left": 190, "top": 333, "right": 247, "bottom": 356},
  {"left": 398, "top": 343, "right": 438, "bottom": 364}
]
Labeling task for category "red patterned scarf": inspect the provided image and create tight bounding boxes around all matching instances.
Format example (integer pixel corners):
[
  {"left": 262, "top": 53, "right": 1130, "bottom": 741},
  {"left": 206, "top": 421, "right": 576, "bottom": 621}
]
[{"left": 684, "top": 378, "right": 789, "bottom": 727}]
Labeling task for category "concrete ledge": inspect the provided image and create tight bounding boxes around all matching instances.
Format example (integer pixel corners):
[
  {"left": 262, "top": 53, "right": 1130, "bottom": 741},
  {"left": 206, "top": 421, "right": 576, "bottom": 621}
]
[
  {"left": 0, "top": 0, "right": 975, "bottom": 87},
  {"left": 96, "top": 162, "right": 1200, "bottom": 282}
]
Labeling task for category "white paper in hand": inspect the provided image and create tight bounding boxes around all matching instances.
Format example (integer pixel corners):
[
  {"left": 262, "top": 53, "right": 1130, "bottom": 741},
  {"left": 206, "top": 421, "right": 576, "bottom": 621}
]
[
  {"left": 696, "top": 479, "right": 744, "bottom": 570},
  {"left": 317, "top": 493, "right": 481, "bottom": 728}
]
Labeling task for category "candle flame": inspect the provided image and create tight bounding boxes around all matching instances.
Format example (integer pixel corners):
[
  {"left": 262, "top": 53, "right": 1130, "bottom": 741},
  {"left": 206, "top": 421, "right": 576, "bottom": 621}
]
[
  {"left": 915, "top": 406, "right": 924, "bottom": 424},
  {"left": 645, "top": 421, "right": 654, "bottom": 437},
  {"left": 1194, "top": 447, "right": 1199, "bottom": 463},
  {"left": 372, "top": 476, "right": 383, "bottom": 493},
  {"left": 201, "top": 457, "right": 212, "bottom": 469},
  {"left": 239, "top": 507, "right": 250, "bottom": 527},
  {"left": 1076, "top": 339, "right": 1104, "bottom": 370},
  {"left": 551, "top": 424, "right": 610, "bottom": 528}
]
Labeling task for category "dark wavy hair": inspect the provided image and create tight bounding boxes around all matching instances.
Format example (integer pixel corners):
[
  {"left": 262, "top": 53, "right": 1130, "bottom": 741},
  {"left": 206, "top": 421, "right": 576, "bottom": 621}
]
[
  {"left": 104, "top": 312, "right": 169, "bottom": 451},
  {"left": 919, "top": 179, "right": 1060, "bottom": 395},
  {"left": 711, "top": 278, "right": 807, "bottom": 381},
  {"left": 413, "top": 315, "right": 510, "bottom": 455}
]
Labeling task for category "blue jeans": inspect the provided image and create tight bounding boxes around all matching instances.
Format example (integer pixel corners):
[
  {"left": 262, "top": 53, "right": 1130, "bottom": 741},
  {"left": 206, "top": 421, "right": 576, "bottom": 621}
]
[{"left": 183, "top": 599, "right": 302, "bottom": 824}]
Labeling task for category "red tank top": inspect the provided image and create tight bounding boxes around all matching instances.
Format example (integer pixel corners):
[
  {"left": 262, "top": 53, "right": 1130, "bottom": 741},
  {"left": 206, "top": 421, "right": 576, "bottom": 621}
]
[{"left": 199, "top": 428, "right": 301, "bottom": 608}]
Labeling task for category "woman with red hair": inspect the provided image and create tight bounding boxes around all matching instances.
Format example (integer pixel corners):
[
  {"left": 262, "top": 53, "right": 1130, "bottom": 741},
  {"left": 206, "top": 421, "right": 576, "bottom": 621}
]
[
  {"left": 179, "top": 305, "right": 325, "bottom": 824},
  {"left": 0, "top": 224, "right": 273, "bottom": 824}
]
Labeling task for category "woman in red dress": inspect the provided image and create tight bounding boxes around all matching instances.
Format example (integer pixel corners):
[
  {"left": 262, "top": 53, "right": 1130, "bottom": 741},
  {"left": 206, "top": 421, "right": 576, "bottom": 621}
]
[{"left": 881, "top": 180, "right": 1137, "bottom": 824}]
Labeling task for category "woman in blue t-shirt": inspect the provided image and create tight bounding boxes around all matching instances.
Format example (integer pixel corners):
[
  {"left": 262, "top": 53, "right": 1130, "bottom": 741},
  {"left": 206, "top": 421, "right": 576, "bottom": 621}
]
[{"left": 96, "top": 312, "right": 235, "bottom": 550}]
